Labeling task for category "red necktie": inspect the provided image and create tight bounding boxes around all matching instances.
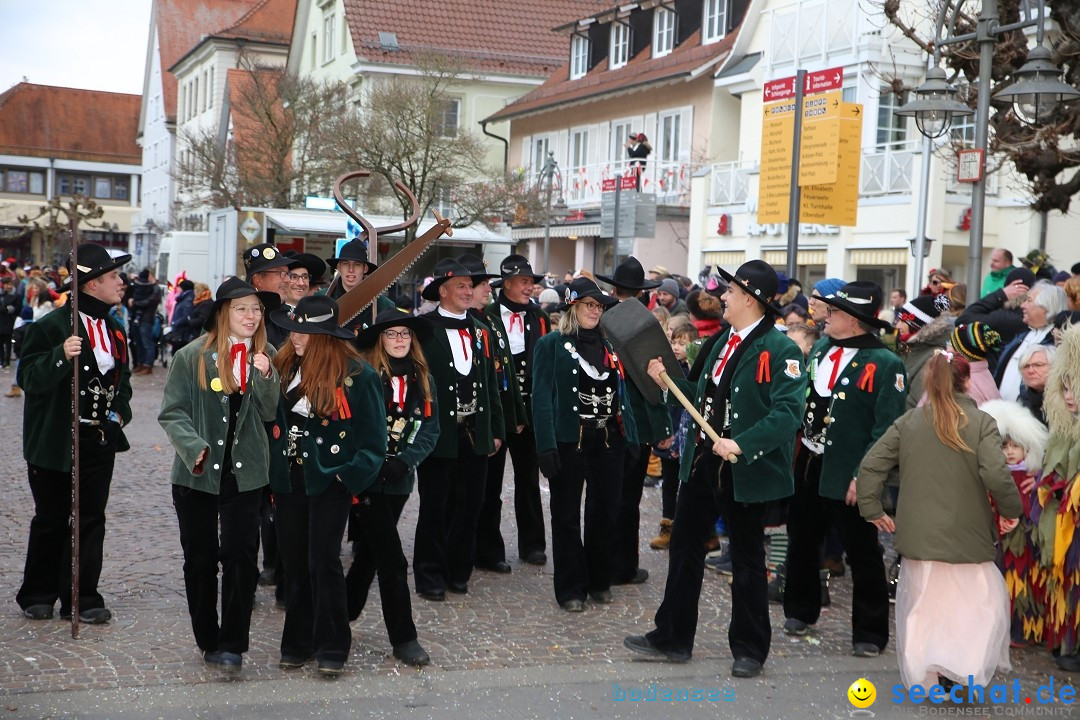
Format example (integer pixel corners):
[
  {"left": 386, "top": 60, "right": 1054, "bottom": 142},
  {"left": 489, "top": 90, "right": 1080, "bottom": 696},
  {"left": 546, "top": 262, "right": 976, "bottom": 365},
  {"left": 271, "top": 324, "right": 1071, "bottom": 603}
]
[
  {"left": 85, "top": 318, "right": 109, "bottom": 351},
  {"left": 509, "top": 312, "right": 524, "bottom": 333},
  {"left": 713, "top": 334, "right": 742, "bottom": 378},
  {"left": 395, "top": 376, "right": 407, "bottom": 410},
  {"left": 230, "top": 343, "right": 248, "bottom": 392},
  {"left": 826, "top": 347, "right": 844, "bottom": 391},
  {"left": 457, "top": 329, "right": 472, "bottom": 362}
]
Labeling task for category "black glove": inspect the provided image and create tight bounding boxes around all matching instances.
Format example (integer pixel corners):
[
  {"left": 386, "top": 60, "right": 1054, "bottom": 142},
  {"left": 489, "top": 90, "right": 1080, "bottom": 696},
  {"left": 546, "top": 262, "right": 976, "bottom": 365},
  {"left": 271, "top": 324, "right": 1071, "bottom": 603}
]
[
  {"left": 538, "top": 450, "right": 561, "bottom": 480},
  {"left": 380, "top": 457, "right": 409, "bottom": 484}
]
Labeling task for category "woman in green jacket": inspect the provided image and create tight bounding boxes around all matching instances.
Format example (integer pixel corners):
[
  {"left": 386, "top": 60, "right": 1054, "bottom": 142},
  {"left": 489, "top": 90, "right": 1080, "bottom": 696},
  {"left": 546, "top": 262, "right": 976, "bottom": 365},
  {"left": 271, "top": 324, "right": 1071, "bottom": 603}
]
[
  {"left": 268, "top": 295, "right": 386, "bottom": 676},
  {"left": 158, "top": 277, "right": 281, "bottom": 673}
]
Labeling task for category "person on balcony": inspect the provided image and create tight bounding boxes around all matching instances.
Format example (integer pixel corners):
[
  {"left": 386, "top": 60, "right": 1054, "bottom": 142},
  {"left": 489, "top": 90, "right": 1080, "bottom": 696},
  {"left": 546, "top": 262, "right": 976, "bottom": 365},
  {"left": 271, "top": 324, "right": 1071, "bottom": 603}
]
[{"left": 625, "top": 133, "right": 652, "bottom": 190}]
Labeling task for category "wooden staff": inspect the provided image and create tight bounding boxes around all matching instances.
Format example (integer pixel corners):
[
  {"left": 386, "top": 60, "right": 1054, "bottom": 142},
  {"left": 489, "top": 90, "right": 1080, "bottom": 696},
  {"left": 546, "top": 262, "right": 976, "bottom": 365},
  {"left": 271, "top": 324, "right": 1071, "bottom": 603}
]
[{"left": 68, "top": 218, "right": 80, "bottom": 638}]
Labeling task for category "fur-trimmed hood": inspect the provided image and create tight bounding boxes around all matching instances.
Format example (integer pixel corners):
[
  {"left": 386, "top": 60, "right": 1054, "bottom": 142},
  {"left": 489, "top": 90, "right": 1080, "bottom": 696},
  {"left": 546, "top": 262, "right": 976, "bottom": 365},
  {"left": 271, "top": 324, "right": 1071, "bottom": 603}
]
[{"left": 978, "top": 399, "right": 1049, "bottom": 474}]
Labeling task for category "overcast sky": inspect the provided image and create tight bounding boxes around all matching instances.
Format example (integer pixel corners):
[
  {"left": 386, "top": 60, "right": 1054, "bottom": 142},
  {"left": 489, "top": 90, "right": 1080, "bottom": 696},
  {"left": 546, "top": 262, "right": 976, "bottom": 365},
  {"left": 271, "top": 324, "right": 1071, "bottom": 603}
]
[{"left": 0, "top": 0, "right": 152, "bottom": 96}]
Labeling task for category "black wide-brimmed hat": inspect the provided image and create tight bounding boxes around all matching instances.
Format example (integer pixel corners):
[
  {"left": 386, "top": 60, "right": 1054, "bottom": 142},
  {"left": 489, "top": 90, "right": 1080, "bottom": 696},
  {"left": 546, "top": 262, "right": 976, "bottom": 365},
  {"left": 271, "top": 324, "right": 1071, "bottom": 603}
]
[
  {"left": 284, "top": 252, "right": 328, "bottom": 284},
  {"left": 67, "top": 243, "right": 131, "bottom": 286},
  {"left": 204, "top": 277, "right": 282, "bottom": 332},
  {"left": 326, "top": 238, "right": 377, "bottom": 273},
  {"left": 562, "top": 276, "right": 617, "bottom": 310},
  {"left": 269, "top": 294, "right": 354, "bottom": 340},
  {"left": 819, "top": 280, "right": 891, "bottom": 331},
  {"left": 718, "top": 260, "right": 780, "bottom": 313},
  {"left": 355, "top": 308, "right": 433, "bottom": 349},
  {"left": 421, "top": 258, "right": 473, "bottom": 301},
  {"left": 498, "top": 254, "right": 544, "bottom": 282},
  {"left": 457, "top": 253, "right": 499, "bottom": 282},
  {"left": 242, "top": 243, "right": 291, "bottom": 282},
  {"left": 596, "top": 256, "right": 661, "bottom": 291}
]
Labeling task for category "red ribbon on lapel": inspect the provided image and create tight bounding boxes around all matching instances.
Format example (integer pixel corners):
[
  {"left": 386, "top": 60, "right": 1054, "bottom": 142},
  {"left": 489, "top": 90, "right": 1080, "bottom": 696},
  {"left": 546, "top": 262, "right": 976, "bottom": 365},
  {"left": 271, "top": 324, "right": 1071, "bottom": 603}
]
[
  {"left": 482, "top": 328, "right": 490, "bottom": 358},
  {"left": 857, "top": 362, "right": 877, "bottom": 393},
  {"left": 336, "top": 387, "right": 352, "bottom": 420},
  {"left": 539, "top": 316, "right": 548, "bottom": 336},
  {"left": 114, "top": 329, "right": 126, "bottom": 364},
  {"left": 756, "top": 350, "right": 771, "bottom": 383}
]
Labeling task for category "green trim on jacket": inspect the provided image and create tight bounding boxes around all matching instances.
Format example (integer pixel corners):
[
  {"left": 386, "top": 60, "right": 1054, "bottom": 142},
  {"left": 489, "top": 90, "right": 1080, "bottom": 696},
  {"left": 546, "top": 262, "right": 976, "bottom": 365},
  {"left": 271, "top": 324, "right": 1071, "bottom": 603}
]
[{"left": 158, "top": 340, "right": 279, "bottom": 494}]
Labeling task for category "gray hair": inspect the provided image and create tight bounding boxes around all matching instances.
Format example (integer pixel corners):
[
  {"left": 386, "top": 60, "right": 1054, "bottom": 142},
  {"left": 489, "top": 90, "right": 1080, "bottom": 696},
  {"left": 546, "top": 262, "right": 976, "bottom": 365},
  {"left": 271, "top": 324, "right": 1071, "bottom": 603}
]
[
  {"left": 1029, "top": 280, "right": 1068, "bottom": 323},
  {"left": 1017, "top": 342, "right": 1056, "bottom": 369}
]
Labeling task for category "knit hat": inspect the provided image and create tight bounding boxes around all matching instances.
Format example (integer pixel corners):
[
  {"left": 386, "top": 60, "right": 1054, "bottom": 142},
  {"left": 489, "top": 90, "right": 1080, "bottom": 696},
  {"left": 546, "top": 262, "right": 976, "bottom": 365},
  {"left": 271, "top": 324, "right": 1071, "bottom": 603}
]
[
  {"left": 1053, "top": 270, "right": 1071, "bottom": 284},
  {"left": 657, "top": 278, "right": 679, "bottom": 297},
  {"left": 898, "top": 294, "right": 951, "bottom": 332},
  {"left": 950, "top": 322, "right": 1002, "bottom": 362},
  {"left": 1005, "top": 267, "right": 1036, "bottom": 288},
  {"left": 813, "top": 277, "right": 845, "bottom": 298},
  {"left": 775, "top": 271, "right": 790, "bottom": 295},
  {"left": 178, "top": 279, "right": 195, "bottom": 292}
]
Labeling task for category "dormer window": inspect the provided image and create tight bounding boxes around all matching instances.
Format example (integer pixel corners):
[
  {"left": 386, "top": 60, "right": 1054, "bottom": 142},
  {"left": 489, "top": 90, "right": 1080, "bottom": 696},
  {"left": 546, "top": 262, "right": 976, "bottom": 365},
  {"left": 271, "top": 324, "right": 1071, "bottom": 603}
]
[
  {"left": 570, "top": 34, "right": 589, "bottom": 79},
  {"left": 610, "top": 21, "right": 630, "bottom": 69},
  {"left": 654, "top": 7, "right": 676, "bottom": 58},
  {"left": 704, "top": 0, "right": 727, "bottom": 44}
]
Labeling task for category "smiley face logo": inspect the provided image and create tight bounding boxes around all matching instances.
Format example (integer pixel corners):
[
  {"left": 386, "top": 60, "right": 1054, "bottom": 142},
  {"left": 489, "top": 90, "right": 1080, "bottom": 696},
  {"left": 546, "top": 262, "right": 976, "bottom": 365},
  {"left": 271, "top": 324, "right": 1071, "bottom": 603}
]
[{"left": 847, "top": 678, "right": 876, "bottom": 709}]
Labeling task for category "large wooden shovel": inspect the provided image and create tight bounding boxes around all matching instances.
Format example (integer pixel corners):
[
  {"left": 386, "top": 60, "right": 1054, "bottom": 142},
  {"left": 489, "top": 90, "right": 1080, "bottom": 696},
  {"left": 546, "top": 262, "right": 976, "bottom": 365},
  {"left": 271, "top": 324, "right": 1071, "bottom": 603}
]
[{"left": 600, "top": 299, "right": 736, "bottom": 463}]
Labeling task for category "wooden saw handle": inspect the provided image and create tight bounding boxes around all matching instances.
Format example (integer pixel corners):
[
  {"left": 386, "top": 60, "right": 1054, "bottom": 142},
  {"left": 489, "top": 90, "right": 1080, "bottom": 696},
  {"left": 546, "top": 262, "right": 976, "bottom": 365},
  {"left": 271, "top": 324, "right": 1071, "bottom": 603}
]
[{"left": 659, "top": 371, "right": 738, "bottom": 464}]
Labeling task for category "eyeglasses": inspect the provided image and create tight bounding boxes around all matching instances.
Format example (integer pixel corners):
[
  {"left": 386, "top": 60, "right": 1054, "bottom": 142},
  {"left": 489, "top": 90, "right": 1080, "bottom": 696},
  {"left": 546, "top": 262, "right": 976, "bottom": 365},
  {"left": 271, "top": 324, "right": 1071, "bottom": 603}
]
[
  {"left": 578, "top": 300, "right": 605, "bottom": 312},
  {"left": 1021, "top": 362, "right": 1049, "bottom": 370},
  {"left": 382, "top": 329, "right": 412, "bottom": 340},
  {"left": 288, "top": 273, "right": 310, "bottom": 284},
  {"left": 231, "top": 305, "right": 264, "bottom": 317},
  {"left": 259, "top": 269, "right": 289, "bottom": 279}
]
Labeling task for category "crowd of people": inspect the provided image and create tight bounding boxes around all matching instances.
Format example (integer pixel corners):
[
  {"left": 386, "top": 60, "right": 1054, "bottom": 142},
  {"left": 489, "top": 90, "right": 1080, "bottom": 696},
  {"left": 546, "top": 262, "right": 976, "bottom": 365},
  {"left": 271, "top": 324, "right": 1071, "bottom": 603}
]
[{"left": 7, "top": 241, "right": 1080, "bottom": 688}]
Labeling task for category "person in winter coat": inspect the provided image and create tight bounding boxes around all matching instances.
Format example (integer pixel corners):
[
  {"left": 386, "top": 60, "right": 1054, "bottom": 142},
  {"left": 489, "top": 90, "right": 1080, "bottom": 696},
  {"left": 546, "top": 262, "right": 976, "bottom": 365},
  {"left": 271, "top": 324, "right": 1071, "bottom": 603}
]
[
  {"left": 128, "top": 268, "right": 162, "bottom": 375},
  {"left": 895, "top": 294, "right": 954, "bottom": 409},
  {"left": 993, "top": 280, "right": 1067, "bottom": 403},
  {"left": 0, "top": 275, "right": 21, "bottom": 368},
  {"left": 957, "top": 267, "right": 1034, "bottom": 347},
  {"left": 168, "top": 280, "right": 196, "bottom": 353},
  {"left": 945, "top": 322, "right": 1002, "bottom": 406}
]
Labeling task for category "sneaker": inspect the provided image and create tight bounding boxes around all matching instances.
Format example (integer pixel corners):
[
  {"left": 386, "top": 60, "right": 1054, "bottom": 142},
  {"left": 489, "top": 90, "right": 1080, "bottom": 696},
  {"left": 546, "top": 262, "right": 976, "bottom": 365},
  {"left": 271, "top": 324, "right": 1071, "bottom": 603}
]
[
  {"left": 649, "top": 519, "right": 673, "bottom": 550},
  {"left": 204, "top": 650, "right": 243, "bottom": 672},
  {"left": 783, "top": 618, "right": 811, "bottom": 636},
  {"left": 705, "top": 551, "right": 732, "bottom": 575}
]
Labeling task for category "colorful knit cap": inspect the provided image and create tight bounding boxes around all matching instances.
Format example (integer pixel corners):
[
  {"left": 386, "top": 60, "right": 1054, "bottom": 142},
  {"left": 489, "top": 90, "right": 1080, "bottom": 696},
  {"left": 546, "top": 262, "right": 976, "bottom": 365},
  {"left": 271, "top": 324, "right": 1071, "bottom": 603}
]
[
  {"left": 950, "top": 322, "right": 1002, "bottom": 362},
  {"left": 898, "top": 294, "right": 950, "bottom": 332}
]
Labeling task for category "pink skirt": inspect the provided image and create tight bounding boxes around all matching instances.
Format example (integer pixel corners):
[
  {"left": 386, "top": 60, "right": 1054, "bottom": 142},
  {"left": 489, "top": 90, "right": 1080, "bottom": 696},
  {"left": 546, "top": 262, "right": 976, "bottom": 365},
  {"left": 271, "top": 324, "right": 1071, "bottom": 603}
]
[{"left": 896, "top": 559, "right": 1011, "bottom": 688}]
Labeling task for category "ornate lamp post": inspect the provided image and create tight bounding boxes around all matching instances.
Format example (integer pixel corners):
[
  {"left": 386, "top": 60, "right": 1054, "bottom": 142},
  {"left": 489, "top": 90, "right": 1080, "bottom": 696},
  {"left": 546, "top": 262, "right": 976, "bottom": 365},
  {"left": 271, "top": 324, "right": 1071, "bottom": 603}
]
[{"left": 538, "top": 151, "right": 567, "bottom": 274}]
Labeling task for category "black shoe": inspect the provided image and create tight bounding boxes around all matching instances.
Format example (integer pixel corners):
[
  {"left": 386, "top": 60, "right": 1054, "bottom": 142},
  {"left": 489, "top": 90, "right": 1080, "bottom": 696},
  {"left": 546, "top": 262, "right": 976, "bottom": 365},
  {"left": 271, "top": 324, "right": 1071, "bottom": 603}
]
[
  {"left": 731, "top": 657, "right": 763, "bottom": 678},
  {"left": 783, "top": 618, "right": 810, "bottom": 636},
  {"left": 204, "top": 650, "right": 243, "bottom": 672},
  {"left": 767, "top": 564, "right": 785, "bottom": 604},
  {"left": 622, "top": 634, "right": 691, "bottom": 663},
  {"left": 705, "top": 552, "right": 732, "bottom": 575},
  {"left": 852, "top": 643, "right": 881, "bottom": 658},
  {"left": 279, "top": 655, "right": 312, "bottom": 669},
  {"left": 479, "top": 561, "right": 512, "bottom": 574},
  {"left": 1055, "top": 654, "right": 1080, "bottom": 672},
  {"left": 589, "top": 590, "right": 613, "bottom": 604},
  {"left": 418, "top": 589, "right": 445, "bottom": 602},
  {"left": 317, "top": 659, "right": 345, "bottom": 677},
  {"left": 561, "top": 599, "right": 585, "bottom": 612},
  {"left": 614, "top": 568, "right": 648, "bottom": 585},
  {"left": 447, "top": 581, "right": 468, "bottom": 594},
  {"left": 59, "top": 607, "right": 112, "bottom": 624},
  {"left": 393, "top": 640, "right": 431, "bottom": 667},
  {"left": 258, "top": 568, "right": 276, "bottom": 586},
  {"left": 523, "top": 550, "right": 547, "bottom": 566},
  {"left": 21, "top": 604, "right": 53, "bottom": 620}
]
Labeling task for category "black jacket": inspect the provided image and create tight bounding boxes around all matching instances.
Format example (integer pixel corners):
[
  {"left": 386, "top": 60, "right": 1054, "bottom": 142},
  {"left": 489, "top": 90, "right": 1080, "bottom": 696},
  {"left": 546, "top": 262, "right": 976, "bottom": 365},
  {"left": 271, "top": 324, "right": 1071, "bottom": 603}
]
[
  {"left": 957, "top": 288, "right": 1026, "bottom": 345},
  {"left": 130, "top": 279, "right": 162, "bottom": 324},
  {"left": 0, "top": 288, "right": 20, "bottom": 334}
]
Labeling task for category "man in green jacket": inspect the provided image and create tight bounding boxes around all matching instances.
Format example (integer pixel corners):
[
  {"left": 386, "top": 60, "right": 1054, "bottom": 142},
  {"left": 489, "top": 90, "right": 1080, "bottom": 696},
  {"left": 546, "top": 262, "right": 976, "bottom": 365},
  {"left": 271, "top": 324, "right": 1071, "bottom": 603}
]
[
  {"left": 981, "top": 247, "right": 1016, "bottom": 298},
  {"left": 16, "top": 243, "right": 132, "bottom": 624},
  {"left": 624, "top": 260, "right": 806, "bottom": 679},
  {"left": 782, "top": 281, "right": 906, "bottom": 659}
]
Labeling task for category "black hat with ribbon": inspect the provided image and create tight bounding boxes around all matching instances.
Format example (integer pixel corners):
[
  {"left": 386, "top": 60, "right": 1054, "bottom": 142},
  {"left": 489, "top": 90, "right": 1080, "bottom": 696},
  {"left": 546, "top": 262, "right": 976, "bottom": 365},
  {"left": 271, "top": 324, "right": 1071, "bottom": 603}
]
[
  {"left": 818, "top": 280, "right": 892, "bottom": 331},
  {"left": 421, "top": 258, "right": 473, "bottom": 301},
  {"left": 498, "top": 254, "right": 544, "bottom": 282},
  {"left": 354, "top": 308, "right": 433, "bottom": 349},
  {"left": 457, "top": 252, "right": 499, "bottom": 282},
  {"left": 326, "top": 238, "right": 378, "bottom": 273},
  {"left": 561, "top": 276, "right": 617, "bottom": 310},
  {"left": 242, "top": 242, "right": 291, "bottom": 282},
  {"left": 596, "top": 256, "right": 662, "bottom": 291},
  {"left": 717, "top": 260, "right": 780, "bottom": 313},
  {"left": 204, "top": 277, "right": 281, "bottom": 332},
  {"left": 67, "top": 243, "right": 131, "bottom": 286},
  {"left": 269, "top": 294, "right": 354, "bottom": 339},
  {"left": 284, "top": 251, "right": 328, "bottom": 284}
]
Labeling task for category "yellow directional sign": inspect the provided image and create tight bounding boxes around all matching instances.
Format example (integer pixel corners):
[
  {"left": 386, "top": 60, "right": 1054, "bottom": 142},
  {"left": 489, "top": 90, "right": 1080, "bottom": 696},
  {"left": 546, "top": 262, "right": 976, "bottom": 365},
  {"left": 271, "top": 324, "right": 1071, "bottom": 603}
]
[
  {"left": 798, "top": 92, "right": 843, "bottom": 186},
  {"left": 758, "top": 102, "right": 795, "bottom": 223},
  {"left": 800, "top": 103, "right": 863, "bottom": 226}
]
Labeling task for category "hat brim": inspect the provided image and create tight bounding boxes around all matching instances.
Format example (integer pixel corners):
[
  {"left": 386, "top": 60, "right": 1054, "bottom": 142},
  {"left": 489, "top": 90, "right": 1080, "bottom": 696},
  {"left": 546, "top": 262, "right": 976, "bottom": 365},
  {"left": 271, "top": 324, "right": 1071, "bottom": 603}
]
[
  {"left": 818, "top": 294, "right": 892, "bottom": 331},
  {"left": 354, "top": 315, "right": 432, "bottom": 349},
  {"left": 717, "top": 267, "right": 779, "bottom": 314},
  {"left": 204, "top": 290, "right": 282, "bottom": 332},
  {"left": 557, "top": 290, "right": 618, "bottom": 313},
  {"left": 66, "top": 253, "right": 132, "bottom": 288},
  {"left": 501, "top": 271, "right": 544, "bottom": 283},
  {"left": 421, "top": 274, "right": 472, "bottom": 301},
  {"left": 470, "top": 272, "right": 501, "bottom": 282},
  {"left": 268, "top": 305, "right": 355, "bottom": 340},
  {"left": 325, "top": 257, "right": 378, "bottom": 274},
  {"left": 244, "top": 255, "right": 292, "bottom": 282},
  {"left": 595, "top": 274, "right": 662, "bottom": 291},
  {"left": 288, "top": 254, "right": 328, "bottom": 283}
]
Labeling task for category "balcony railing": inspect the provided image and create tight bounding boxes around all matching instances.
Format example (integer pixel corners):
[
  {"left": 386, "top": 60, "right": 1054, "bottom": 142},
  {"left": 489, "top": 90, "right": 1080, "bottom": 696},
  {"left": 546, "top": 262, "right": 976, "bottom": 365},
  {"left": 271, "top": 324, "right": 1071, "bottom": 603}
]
[
  {"left": 531, "top": 159, "right": 692, "bottom": 208},
  {"left": 710, "top": 161, "right": 757, "bottom": 206},
  {"left": 860, "top": 148, "right": 917, "bottom": 196}
]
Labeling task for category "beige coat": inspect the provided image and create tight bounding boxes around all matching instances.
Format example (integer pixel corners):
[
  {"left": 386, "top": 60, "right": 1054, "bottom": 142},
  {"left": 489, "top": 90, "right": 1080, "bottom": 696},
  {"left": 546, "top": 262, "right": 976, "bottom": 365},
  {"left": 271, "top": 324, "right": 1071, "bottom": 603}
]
[{"left": 857, "top": 393, "right": 1022, "bottom": 564}]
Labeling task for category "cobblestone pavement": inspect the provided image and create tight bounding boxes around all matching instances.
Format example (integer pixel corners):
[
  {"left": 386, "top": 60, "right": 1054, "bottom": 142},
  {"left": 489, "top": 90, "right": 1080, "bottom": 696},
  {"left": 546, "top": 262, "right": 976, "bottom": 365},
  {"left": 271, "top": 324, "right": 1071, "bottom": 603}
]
[{"left": 0, "top": 367, "right": 1075, "bottom": 717}]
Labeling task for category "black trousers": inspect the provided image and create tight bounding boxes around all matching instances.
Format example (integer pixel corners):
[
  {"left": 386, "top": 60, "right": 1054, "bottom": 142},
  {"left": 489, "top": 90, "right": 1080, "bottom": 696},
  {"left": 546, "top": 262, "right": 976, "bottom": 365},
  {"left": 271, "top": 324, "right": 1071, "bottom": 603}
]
[
  {"left": 647, "top": 449, "right": 770, "bottom": 663},
  {"left": 784, "top": 448, "right": 889, "bottom": 650},
  {"left": 0, "top": 332, "right": 11, "bottom": 365},
  {"left": 345, "top": 493, "right": 417, "bottom": 646},
  {"left": 172, "top": 473, "right": 261, "bottom": 654},
  {"left": 611, "top": 443, "right": 650, "bottom": 582},
  {"left": 275, "top": 475, "right": 352, "bottom": 663},
  {"left": 548, "top": 427, "right": 624, "bottom": 605},
  {"left": 414, "top": 429, "right": 487, "bottom": 593},
  {"left": 258, "top": 486, "right": 278, "bottom": 571},
  {"left": 660, "top": 457, "right": 681, "bottom": 520},
  {"left": 18, "top": 434, "right": 115, "bottom": 614},
  {"left": 476, "top": 421, "right": 545, "bottom": 565}
]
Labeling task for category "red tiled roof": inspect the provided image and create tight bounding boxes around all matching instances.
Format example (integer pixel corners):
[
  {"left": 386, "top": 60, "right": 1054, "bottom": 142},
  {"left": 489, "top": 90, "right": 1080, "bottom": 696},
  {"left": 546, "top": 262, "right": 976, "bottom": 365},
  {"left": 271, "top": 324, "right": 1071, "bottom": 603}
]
[
  {"left": 487, "top": 28, "right": 738, "bottom": 122},
  {"left": 216, "top": 0, "right": 296, "bottom": 44},
  {"left": 0, "top": 83, "right": 141, "bottom": 164},
  {"left": 342, "top": 0, "right": 608, "bottom": 77}
]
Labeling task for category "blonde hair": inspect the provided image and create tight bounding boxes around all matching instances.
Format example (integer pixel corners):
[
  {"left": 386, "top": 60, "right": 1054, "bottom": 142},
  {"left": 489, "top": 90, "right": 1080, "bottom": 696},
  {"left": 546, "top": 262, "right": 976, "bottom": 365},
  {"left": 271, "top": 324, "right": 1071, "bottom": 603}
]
[
  {"left": 196, "top": 297, "right": 269, "bottom": 394},
  {"left": 924, "top": 351, "right": 973, "bottom": 453},
  {"left": 273, "top": 333, "right": 362, "bottom": 417}
]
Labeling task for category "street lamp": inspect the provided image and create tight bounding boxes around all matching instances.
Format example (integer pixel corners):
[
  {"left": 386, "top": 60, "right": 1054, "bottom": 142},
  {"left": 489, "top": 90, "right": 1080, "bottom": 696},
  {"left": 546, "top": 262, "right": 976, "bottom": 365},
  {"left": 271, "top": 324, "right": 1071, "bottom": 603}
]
[
  {"left": 895, "top": 0, "right": 1080, "bottom": 295},
  {"left": 538, "top": 151, "right": 567, "bottom": 275}
]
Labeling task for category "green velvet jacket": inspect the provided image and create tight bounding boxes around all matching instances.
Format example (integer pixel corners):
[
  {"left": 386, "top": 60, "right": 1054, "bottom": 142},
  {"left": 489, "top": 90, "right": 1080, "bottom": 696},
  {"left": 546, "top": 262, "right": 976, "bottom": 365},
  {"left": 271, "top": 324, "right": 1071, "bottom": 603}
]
[
  {"left": 673, "top": 324, "right": 806, "bottom": 503},
  {"left": 531, "top": 330, "right": 639, "bottom": 453},
  {"left": 158, "top": 339, "right": 279, "bottom": 494},
  {"left": 476, "top": 305, "right": 527, "bottom": 430},
  {"left": 805, "top": 337, "right": 908, "bottom": 500},
  {"left": 18, "top": 304, "right": 133, "bottom": 472}
]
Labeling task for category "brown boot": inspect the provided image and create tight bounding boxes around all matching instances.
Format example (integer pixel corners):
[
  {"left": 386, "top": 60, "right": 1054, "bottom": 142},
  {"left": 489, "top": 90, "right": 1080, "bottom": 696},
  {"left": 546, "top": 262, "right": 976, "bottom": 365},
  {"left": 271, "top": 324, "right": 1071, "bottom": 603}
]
[
  {"left": 649, "top": 519, "right": 673, "bottom": 550},
  {"left": 4, "top": 384, "right": 21, "bottom": 397}
]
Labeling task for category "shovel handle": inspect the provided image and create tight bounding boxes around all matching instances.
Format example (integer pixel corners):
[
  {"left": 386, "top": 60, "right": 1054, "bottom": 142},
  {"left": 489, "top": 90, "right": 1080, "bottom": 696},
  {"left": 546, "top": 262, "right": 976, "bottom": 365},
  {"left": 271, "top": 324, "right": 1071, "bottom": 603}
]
[{"left": 659, "top": 371, "right": 737, "bottom": 464}]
